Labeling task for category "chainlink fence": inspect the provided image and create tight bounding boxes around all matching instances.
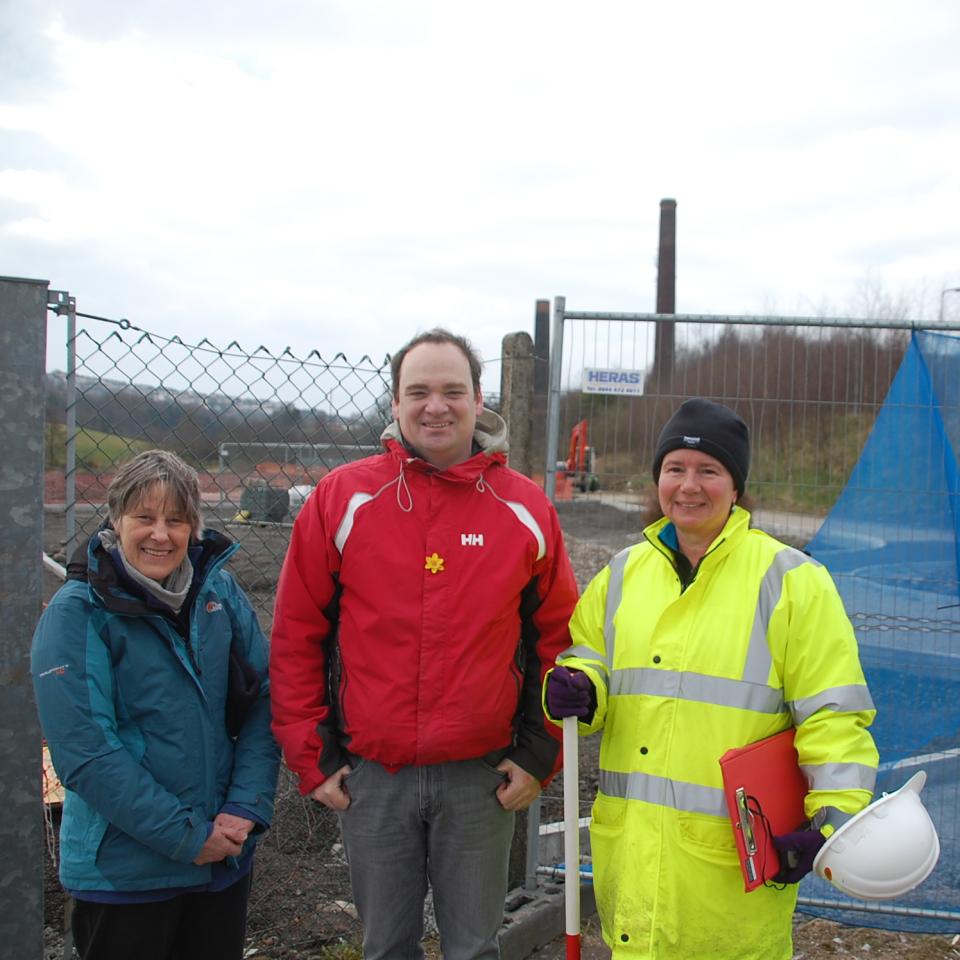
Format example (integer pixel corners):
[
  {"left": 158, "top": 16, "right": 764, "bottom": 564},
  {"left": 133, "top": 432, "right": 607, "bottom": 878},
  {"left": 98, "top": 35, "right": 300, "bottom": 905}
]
[
  {"left": 39, "top": 296, "right": 960, "bottom": 951},
  {"left": 543, "top": 297, "right": 960, "bottom": 932},
  {"left": 42, "top": 309, "right": 401, "bottom": 955},
  {"left": 48, "top": 310, "right": 395, "bottom": 626},
  {"left": 40, "top": 306, "right": 524, "bottom": 957}
]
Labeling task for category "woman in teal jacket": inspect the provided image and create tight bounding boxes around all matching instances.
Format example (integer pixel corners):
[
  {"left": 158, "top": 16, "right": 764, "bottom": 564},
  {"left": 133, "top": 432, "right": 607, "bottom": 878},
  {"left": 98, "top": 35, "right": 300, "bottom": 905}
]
[{"left": 32, "top": 450, "right": 279, "bottom": 960}]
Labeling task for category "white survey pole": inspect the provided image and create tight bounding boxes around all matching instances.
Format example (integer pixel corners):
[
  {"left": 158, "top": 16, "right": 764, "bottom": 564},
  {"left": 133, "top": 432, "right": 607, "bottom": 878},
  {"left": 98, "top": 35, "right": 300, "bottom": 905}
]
[{"left": 563, "top": 715, "right": 581, "bottom": 960}]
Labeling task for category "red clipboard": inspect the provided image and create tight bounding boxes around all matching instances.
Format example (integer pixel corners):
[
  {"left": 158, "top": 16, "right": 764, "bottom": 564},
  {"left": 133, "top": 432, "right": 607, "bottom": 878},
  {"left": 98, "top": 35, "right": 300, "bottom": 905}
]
[{"left": 719, "top": 728, "right": 809, "bottom": 892}]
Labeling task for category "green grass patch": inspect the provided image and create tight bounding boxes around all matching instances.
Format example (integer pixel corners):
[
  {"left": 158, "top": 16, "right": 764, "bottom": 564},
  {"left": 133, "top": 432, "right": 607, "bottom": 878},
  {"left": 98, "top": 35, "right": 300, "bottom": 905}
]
[{"left": 45, "top": 423, "right": 154, "bottom": 471}]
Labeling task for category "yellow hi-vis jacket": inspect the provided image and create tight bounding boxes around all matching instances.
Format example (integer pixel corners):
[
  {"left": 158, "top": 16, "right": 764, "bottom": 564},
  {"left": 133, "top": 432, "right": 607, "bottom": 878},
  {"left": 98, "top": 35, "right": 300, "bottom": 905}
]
[{"left": 548, "top": 507, "right": 878, "bottom": 960}]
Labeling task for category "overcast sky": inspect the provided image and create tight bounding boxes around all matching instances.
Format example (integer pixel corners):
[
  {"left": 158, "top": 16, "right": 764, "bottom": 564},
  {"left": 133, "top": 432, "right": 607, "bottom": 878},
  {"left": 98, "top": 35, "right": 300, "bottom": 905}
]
[{"left": 2, "top": 1, "right": 959, "bottom": 389}]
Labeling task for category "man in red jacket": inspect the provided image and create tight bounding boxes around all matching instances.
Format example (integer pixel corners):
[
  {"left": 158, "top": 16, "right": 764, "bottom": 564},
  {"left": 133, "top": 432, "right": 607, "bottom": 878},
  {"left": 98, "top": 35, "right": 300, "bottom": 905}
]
[{"left": 270, "top": 328, "right": 578, "bottom": 959}]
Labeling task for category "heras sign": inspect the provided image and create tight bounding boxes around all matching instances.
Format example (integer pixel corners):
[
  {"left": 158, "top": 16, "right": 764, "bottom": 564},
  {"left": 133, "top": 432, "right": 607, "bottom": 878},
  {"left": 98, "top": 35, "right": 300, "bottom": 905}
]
[{"left": 581, "top": 368, "right": 644, "bottom": 396}]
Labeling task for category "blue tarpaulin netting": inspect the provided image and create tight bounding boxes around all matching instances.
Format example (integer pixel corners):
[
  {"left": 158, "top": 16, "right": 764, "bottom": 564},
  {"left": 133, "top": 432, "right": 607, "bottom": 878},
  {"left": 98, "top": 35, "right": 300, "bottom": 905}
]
[{"left": 803, "top": 330, "right": 960, "bottom": 930}]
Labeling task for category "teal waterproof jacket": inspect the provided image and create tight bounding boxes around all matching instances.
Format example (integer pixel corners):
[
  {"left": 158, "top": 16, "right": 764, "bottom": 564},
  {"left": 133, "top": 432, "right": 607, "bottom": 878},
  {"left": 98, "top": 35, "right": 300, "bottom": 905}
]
[{"left": 32, "top": 530, "right": 279, "bottom": 893}]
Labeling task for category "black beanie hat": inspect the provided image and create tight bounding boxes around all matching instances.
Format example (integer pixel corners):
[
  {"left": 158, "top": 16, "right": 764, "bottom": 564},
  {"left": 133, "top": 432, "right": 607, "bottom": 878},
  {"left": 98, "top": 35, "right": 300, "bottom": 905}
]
[{"left": 652, "top": 398, "right": 750, "bottom": 496}]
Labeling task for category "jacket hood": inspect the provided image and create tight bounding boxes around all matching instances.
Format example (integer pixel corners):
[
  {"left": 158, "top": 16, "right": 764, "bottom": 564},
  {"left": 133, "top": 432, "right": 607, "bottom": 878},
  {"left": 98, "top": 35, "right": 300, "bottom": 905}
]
[{"left": 379, "top": 407, "right": 509, "bottom": 459}]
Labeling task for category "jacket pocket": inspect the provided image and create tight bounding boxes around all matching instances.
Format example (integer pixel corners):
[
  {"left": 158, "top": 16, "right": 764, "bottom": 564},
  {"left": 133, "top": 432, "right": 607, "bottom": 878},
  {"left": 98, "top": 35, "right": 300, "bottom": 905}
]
[
  {"left": 588, "top": 794, "right": 627, "bottom": 933},
  {"left": 676, "top": 811, "right": 740, "bottom": 866},
  {"left": 590, "top": 791, "right": 626, "bottom": 830},
  {"left": 59, "top": 802, "right": 110, "bottom": 877}
]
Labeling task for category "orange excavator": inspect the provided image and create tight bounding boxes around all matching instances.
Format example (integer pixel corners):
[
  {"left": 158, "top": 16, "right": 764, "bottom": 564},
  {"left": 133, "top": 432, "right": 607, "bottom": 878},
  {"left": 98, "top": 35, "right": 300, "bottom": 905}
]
[{"left": 558, "top": 419, "right": 600, "bottom": 493}]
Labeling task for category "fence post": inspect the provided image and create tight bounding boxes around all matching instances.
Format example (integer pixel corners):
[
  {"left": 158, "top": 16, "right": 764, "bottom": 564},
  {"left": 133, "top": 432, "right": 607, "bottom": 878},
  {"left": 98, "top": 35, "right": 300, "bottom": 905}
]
[
  {"left": 499, "top": 331, "right": 539, "bottom": 891},
  {"left": 532, "top": 300, "right": 550, "bottom": 476},
  {"left": 544, "top": 297, "right": 566, "bottom": 501},
  {"left": 64, "top": 298, "right": 78, "bottom": 562},
  {"left": 0, "top": 275, "right": 49, "bottom": 960},
  {"left": 500, "top": 331, "right": 535, "bottom": 478},
  {"left": 533, "top": 300, "right": 550, "bottom": 398}
]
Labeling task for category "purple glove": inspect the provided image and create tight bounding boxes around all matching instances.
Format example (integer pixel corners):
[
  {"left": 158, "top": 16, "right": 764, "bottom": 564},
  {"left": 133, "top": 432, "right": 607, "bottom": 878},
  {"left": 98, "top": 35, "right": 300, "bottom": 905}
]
[
  {"left": 772, "top": 829, "right": 826, "bottom": 884},
  {"left": 546, "top": 667, "right": 593, "bottom": 719}
]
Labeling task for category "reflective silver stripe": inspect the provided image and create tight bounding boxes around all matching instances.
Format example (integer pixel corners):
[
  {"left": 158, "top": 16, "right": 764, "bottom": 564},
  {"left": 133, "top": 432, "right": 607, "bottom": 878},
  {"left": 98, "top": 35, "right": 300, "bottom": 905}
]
[
  {"left": 801, "top": 762, "right": 877, "bottom": 794},
  {"left": 501, "top": 500, "right": 546, "bottom": 561},
  {"left": 813, "top": 805, "right": 857, "bottom": 833},
  {"left": 556, "top": 646, "right": 609, "bottom": 691},
  {"left": 599, "top": 769, "right": 727, "bottom": 817},
  {"left": 610, "top": 667, "right": 786, "bottom": 714},
  {"left": 480, "top": 480, "right": 547, "bottom": 560},
  {"left": 603, "top": 547, "right": 632, "bottom": 667},
  {"left": 789, "top": 684, "right": 876, "bottom": 725},
  {"left": 743, "top": 547, "right": 817, "bottom": 684},
  {"left": 557, "top": 645, "right": 608, "bottom": 666},
  {"left": 334, "top": 492, "right": 374, "bottom": 553}
]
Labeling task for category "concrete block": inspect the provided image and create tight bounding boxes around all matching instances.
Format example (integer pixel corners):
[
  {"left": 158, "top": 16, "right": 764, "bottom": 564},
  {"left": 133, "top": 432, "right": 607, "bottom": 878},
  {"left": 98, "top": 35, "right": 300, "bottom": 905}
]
[{"left": 498, "top": 881, "right": 597, "bottom": 960}]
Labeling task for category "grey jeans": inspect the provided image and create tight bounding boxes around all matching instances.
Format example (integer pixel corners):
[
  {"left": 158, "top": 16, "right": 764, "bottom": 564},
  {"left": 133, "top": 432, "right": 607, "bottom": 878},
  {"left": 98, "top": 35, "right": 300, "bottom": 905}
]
[{"left": 338, "top": 755, "right": 515, "bottom": 960}]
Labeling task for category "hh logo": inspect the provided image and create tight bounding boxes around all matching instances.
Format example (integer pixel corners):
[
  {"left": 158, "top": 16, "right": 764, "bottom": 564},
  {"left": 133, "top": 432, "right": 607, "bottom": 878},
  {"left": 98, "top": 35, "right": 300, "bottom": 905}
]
[
  {"left": 461, "top": 533, "right": 484, "bottom": 547},
  {"left": 206, "top": 600, "right": 223, "bottom": 613}
]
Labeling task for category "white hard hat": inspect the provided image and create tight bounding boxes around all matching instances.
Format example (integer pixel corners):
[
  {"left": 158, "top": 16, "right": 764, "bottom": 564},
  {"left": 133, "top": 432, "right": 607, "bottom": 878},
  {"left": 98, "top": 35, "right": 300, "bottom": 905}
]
[{"left": 812, "top": 770, "right": 940, "bottom": 901}]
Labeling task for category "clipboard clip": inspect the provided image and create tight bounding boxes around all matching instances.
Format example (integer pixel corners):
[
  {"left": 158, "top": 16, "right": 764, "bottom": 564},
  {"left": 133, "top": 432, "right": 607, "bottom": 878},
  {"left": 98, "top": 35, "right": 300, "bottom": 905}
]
[{"left": 736, "top": 786, "right": 757, "bottom": 855}]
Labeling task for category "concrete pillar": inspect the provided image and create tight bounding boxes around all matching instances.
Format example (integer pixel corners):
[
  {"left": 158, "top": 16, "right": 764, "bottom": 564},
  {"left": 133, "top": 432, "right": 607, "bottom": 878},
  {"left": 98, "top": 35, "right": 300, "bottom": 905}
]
[
  {"left": 500, "top": 330, "right": 537, "bottom": 890},
  {"left": 500, "top": 332, "right": 535, "bottom": 479},
  {"left": 0, "top": 276, "right": 49, "bottom": 960}
]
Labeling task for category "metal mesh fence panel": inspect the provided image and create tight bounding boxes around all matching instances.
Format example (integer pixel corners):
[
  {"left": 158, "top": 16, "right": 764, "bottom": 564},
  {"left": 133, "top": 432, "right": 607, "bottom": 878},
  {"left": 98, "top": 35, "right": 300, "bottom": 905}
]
[
  {"left": 542, "top": 301, "right": 960, "bottom": 931},
  {"left": 43, "top": 299, "right": 960, "bottom": 947},
  {"left": 42, "top": 310, "right": 395, "bottom": 954},
  {"left": 46, "top": 313, "right": 393, "bottom": 633}
]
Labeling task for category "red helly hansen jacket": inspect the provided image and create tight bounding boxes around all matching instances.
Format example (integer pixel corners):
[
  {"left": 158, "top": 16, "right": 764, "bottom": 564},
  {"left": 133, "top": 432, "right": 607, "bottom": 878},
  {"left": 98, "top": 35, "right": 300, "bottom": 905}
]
[{"left": 270, "top": 412, "right": 578, "bottom": 795}]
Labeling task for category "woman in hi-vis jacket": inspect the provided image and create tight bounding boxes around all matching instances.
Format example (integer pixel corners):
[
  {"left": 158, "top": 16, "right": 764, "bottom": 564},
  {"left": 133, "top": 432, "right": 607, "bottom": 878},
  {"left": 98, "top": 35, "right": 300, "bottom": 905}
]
[{"left": 545, "top": 398, "right": 878, "bottom": 960}]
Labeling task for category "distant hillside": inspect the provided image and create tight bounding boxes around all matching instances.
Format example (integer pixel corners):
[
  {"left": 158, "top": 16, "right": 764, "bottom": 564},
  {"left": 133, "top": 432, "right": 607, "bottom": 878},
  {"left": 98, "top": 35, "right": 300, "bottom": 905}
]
[{"left": 44, "top": 371, "right": 392, "bottom": 463}]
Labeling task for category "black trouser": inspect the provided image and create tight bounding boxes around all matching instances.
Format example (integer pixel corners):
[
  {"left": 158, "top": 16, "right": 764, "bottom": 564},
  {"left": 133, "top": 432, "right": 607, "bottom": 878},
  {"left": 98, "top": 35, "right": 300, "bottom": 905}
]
[{"left": 71, "top": 872, "right": 252, "bottom": 960}]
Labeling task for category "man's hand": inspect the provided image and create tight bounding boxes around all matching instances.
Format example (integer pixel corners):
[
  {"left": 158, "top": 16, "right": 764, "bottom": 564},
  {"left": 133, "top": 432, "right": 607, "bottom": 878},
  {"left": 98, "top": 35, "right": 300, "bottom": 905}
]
[
  {"left": 495, "top": 758, "right": 541, "bottom": 811},
  {"left": 310, "top": 763, "right": 353, "bottom": 810}
]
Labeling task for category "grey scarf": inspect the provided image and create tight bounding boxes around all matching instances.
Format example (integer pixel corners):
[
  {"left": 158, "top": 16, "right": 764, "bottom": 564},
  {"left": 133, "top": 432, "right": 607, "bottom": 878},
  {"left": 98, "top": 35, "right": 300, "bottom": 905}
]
[{"left": 99, "top": 529, "right": 193, "bottom": 613}]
